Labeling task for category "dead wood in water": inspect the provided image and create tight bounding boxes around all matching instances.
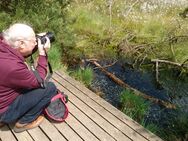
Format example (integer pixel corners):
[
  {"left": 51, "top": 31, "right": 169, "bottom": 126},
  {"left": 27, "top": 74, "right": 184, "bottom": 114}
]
[
  {"left": 151, "top": 59, "right": 188, "bottom": 84},
  {"left": 93, "top": 60, "right": 118, "bottom": 70},
  {"left": 88, "top": 59, "right": 176, "bottom": 109},
  {"left": 151, "top": 59, "right": 182, "bottom": 67}
]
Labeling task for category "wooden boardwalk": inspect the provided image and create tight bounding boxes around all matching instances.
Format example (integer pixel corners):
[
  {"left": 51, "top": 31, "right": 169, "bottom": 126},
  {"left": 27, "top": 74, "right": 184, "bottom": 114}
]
[{"left": 0, "top": 71, "right": 163, "bottom": 141}]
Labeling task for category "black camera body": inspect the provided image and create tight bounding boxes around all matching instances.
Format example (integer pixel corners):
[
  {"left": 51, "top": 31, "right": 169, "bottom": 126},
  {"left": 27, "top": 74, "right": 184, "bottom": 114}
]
[
  {"left": 32, "top": 32, "right": 55, "bottom": 54},
  {"left": 36, "top": 32, "right": 55, "bottom": 44}
]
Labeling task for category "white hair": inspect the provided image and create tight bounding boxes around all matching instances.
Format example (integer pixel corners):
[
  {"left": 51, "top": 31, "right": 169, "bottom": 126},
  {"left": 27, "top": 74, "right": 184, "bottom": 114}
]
[{"left": 2, "top": 23, "right": 35, "bottom": 48}]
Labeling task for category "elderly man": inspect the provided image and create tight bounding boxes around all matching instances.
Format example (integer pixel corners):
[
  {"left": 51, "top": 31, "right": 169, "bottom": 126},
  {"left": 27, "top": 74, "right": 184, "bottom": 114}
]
[{"left": 0, "top": 23, "right": 57, "bottom": 132}]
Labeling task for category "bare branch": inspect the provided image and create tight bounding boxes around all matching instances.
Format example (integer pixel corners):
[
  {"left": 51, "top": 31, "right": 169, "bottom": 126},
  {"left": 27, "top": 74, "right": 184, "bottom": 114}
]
[{"left": 151, "top": 59, "right": 182, "bottom": 67}]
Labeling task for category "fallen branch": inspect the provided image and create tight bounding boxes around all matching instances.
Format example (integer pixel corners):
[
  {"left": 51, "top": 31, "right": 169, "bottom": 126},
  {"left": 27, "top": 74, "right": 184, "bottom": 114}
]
[
  {"left": 88, "top": 60, "right": 176, "bottom": 109},
  {"left": 151, "top": 59, "right": 182, "bottom": 67},
  {"left": 93, "top": 60, "right": 118, "bottom": 70}
]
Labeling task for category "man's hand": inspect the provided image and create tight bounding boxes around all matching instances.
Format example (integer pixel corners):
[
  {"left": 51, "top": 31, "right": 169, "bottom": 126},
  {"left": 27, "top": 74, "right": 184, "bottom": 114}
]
[{"left": 37, "top": 34, "right": 51, "bottom": 56}]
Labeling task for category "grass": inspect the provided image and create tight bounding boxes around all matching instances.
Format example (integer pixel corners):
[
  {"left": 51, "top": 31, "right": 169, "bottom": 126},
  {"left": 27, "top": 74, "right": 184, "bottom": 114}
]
[
  {"left": 141, "top": 121, "right": 160, "bottom": 135},
  {"left": 68, "top": 1, "right": 188, "bottom": 65},
  {"left": 174, "top": 40, "right": 188, "bottom": 63},
  {"left": 69, "top": 5, "right": 118, "bottom": 60},
  {"left": 69, "top": 67, "right": 93, "bottom": 87},
  {"left": 120, "top": 89, "right": 150, "bottom": 122},
  {"left": 48, "top": 43, "right": 64, "bottom": 70}
]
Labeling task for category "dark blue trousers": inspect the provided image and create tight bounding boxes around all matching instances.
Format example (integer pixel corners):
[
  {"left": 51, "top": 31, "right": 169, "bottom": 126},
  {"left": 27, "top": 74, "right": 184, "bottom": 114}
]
[{"left": 0, "top": 82, "right": 57, "bottom": 124}]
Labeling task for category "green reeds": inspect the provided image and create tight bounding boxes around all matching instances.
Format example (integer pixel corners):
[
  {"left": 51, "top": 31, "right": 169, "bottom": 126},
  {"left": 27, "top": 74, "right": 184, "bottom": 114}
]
[
  {"left": 69, "top": 67, "right": 93, "bottom": 87},
  {"left": 120, "top": 89, "right": 150, "bottom": 122}
]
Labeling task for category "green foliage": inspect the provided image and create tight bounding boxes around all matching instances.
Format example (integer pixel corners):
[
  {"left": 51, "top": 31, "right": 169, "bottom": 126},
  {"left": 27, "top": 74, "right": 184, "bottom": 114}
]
[
  {"left": 0, "top": 0, "right": 74, "bottom": 70},
  {"left": 4, "top": 0, "right": 183, "bottom": 68},
  {"left": 71, "top": 7, "right": 108, "bottom": 35},
  {"left": 120, "top": 89, "right": 150, "bottom": 122},
  {"left": 173, "top": 40, "right": 188, "bottom": 63},
  {"left": 68, "top": 0, "right": 188, "bottom": 67},
  {"left": 68, "top": 5, "right": 117, "bottom": 60},
  {"left": 48, "top": 43, "right": 62, "bottom": 70},
  {"left": 69, "top": 67, "right": 93, "bottom": 87}
]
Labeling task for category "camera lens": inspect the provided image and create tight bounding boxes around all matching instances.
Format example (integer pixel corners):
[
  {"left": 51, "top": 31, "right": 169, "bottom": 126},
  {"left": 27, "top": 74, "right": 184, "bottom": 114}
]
[
  {"left": 36, "top": 32, "right": 55, "bottom": 44},
  {"left": 31, "top": 32, "right": 55, "bottom": 55},
  {"left": 46, "top": 32, "right": 55, "bottom": 43},
  {"left": 41, "top": 32, "right": 55, "bottom": 44}
]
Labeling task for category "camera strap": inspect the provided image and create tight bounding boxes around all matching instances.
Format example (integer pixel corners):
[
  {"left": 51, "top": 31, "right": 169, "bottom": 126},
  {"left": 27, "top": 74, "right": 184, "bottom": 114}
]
[
  {"left": 45, "top": 60, "right": 53, "bottom": 83},
  {"left": 29, "top": 55, "right": 53, "bottom": 88}
]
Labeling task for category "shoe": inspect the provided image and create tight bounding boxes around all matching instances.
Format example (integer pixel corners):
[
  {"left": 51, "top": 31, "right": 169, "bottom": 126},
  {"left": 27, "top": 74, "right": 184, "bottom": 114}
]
[
  {"left": 0, "top": 122, "right": 5, "bottom": 127},
  {"left": 13, "top": 115, "right": 44, "bottom": 133}
]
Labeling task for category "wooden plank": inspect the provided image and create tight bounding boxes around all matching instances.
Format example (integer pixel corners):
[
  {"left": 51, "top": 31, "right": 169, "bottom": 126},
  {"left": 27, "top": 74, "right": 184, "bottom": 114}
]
[
  {"left": 53, "top": 73, "right": 134, "bottom": 140},
  {"left": 52, "top": 77, "right": 131, "bottom": 141},
  {"left": 56, "top": 71, "right": 163, "bottom": 141},
  {"left": 52, "top": 79, "right": 114, "bottom": 141},
  {"left": 0, "top": 125, "right": 17, "bottom": 141},
  {"left": 27, "top": 127, "right": 49, "bottom": 141},
  {"left": 53, "top": 73, "right": 147, "bottom": 141},
  {"left": 39, "top": 118, "right": 66, "bottom": 141},
  {"left": 67, "top": 102, "right": 102, "bottom": 141},
  {"left": 9, "top": 124, "right": 33, "bottom": 141},
  {"left": 53, "top": 121, "right": 83, "bottom": 141},
  {"left": 65, "top": 112, "right": 100, "bottom": 141}
]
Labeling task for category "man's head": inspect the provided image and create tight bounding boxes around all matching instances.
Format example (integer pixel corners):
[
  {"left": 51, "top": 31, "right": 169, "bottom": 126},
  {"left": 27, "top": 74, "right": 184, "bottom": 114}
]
[{"left": 2, "top": 23, "right": 37, "bottom": 57}]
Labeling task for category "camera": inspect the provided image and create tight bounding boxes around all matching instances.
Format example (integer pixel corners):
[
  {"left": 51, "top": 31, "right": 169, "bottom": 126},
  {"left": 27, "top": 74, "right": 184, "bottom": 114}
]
[
  {"left": 36, "top": 32, "right": 55, "bottom": 44},
  {"left": 32, "top": 32, "right": 55, "bottom": 54}
]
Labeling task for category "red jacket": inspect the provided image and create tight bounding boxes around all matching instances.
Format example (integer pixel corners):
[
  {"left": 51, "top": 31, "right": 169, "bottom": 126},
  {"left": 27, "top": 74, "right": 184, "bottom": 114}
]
[{"left": 0, "top": 37, "right": 48, "bottom": 113}]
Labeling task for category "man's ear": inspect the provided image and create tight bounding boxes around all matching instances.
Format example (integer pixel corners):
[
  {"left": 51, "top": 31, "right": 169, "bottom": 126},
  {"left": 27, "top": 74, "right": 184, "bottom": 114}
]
[
  {"left": 15, "top": 40, "right": 25, "bottom": 52},
  {"left": 18, "top": 40, "right": 25, "bottom": 49}
]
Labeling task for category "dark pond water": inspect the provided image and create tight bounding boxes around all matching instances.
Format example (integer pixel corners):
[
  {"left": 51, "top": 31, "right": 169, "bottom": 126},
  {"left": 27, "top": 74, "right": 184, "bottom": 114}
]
[
  {"left": 90, "top": 60, "right": 188, "bottom": 127},
  {"left": 91, "top": 61, "right": 170, "bottom": 106}
]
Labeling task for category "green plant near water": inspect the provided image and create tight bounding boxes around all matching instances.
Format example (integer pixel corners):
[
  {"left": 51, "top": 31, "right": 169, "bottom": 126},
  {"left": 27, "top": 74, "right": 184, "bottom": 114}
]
[
  {"left": 69, "top": 67, "right": 93, "bottom": 87},
  {"left": 120, "top": 88, "right": 188, "bottom": 141},
  {"left": 120, "top": 89, "right": 160, "bottom": 137},
  {"left": 120, "top": 89, "right": 150, "bottom": 122}
]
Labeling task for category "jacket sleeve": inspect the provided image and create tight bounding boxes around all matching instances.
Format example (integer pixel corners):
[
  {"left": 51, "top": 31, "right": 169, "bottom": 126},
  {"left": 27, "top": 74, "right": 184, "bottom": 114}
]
[{"left": 6, "top": 55, "right": 48, "bottom": 89}]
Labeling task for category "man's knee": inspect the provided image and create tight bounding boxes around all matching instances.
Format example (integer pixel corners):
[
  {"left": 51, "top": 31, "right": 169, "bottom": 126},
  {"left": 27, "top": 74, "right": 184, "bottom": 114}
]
[
  {"left": 47, "top": 82, "right": 56, "bottom": 90},
  {"left": 45, "top": 82, "right": 57, "bottom": 97}
]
